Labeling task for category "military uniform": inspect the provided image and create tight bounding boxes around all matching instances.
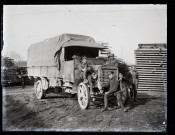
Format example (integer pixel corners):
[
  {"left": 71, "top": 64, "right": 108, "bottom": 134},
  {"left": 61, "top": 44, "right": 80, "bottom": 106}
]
[
  {"left": 129, "top": 68, "right": 139, "bottom": 100},
  {"left": 18, "top": 71, "right": 25, "bottom": 89},
  {"left": 102, "top": 74, "right": 128, "bottom": 112},
  {"left": 105, "top": 54, "right": 119, "bottom": 67},
  {"left": 73, "top": 56, "right": 94, "bottom": 95},
  {"left": 80, "top": 62, "right": 89, "bottom": 80},
  {"left": 106, "top": 58, "right": 119, "bottom": 67},
  {"left": 87, "top": 72, "right": 97, "bottom": 95}
]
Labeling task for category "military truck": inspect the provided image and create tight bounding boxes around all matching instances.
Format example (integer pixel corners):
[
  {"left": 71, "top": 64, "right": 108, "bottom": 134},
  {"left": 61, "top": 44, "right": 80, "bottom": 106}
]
[{"left": 27, "top": 33, "right": 129, "bottom": 109}]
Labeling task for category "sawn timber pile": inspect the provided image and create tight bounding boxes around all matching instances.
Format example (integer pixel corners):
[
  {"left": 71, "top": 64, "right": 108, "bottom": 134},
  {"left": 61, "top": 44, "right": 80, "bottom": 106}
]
[{"left": 134, "top": 44, "right": 167, "bottom": 92}]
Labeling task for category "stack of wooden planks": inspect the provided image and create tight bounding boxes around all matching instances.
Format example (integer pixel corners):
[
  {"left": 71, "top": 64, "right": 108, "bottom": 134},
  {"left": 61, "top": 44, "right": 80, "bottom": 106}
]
[{"left": 134, "top": 44, "right": 167, "bottom": 92}]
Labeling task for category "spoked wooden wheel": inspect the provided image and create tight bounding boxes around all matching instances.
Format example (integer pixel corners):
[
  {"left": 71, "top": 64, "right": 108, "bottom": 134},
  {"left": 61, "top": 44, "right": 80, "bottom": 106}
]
[
  {"left": 35, "top": 80, "right": 46, "bottom": 99},
  {"left": 77, "top": 83, "right": 90, "bottom": 110}
]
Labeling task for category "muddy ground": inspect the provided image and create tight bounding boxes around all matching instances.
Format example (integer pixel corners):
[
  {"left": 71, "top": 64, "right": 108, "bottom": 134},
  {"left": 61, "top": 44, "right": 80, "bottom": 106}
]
[{"left": 2, "top": 85, "right": 167, "bottom": 132}]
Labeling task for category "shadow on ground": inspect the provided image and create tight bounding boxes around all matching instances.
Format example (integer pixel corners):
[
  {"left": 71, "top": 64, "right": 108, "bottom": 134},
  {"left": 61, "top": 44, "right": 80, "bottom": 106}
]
[
  {"left": 127, "top": 92, "right": 163, "bottom": 110},
  {"left": 45, "top": 93, "right": 77, "bottom": 99},
  {"left": 3, "top": 95, "right": 49, "bottom": 131},
  {"left": 89, "top": 92, "right": 164, "bottom": 110}
]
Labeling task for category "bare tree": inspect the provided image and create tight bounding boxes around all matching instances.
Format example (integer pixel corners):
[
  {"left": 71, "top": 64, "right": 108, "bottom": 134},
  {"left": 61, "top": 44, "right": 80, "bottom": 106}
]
[
  {"left": 5, "top": 51, "right": 24, "bottom": 62},
  {"left": 1, "top": 56, "right": 15, "bottom": 68}
]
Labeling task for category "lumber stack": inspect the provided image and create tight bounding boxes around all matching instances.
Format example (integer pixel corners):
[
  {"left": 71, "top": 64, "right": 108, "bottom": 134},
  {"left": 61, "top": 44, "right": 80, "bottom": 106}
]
[{"left": 134, "top": 44, "right": 167, "bottom": 92}]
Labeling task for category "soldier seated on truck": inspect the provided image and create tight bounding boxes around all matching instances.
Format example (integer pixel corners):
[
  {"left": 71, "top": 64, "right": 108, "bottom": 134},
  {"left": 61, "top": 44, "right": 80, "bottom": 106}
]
[
  {"left": 80, "top": 56, "right": 89, "bottom": 83},
  {"left": 87, "top": 70, "right": 98, "bottom": 96},
  {"left": 81, "top": 56, "right": 96, "bottom": 95},
  {"left": 72, "top": 56, "right": 95, "bottom": 95}
]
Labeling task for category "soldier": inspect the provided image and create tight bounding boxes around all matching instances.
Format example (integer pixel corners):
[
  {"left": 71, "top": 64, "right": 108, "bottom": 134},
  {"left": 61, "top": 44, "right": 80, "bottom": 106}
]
[
  {"left": 80, "top": 56, "right": 90, "bottom": 82},
  {"left": 101, "top": 71, "right": 129, "bottom": 112},
  {"left": 105, "top": 53, "right": 119, "bottom": 67},
  {"left": 77, "top": 56, "right": 95, "bottom": 95},
  {"left": 81, "top": 56, "right": 98, "bottom": 96},
  {"left": 129, "top": 65, "right": 139, "bottom": 101},
  {"left": 18, "top": 70, "right": 25, "bottom": 90}
]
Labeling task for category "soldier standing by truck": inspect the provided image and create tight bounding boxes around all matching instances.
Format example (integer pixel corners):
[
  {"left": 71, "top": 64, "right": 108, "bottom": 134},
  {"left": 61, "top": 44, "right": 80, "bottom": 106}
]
[
  {"left": 18, "top": 70, "right": 25, "bottom": 90},
  {"left": 105, "top": 53, "right": 119, "bottom": 67},
  {"left": 101, "top": 71, "right": 129, "bottom": 112},
  {"left": 129, "top": 65, "right": 139, "bottom": 101}
]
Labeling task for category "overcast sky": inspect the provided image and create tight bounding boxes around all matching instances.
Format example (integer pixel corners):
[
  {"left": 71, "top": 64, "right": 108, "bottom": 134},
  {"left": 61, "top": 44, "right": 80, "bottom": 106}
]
[{"left": 3, "top": 4, "right": 167, "bottom": 64}]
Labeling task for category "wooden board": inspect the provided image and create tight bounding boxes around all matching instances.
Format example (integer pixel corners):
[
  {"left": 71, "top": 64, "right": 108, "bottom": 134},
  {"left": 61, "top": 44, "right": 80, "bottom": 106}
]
[
  {"left": 138, "top": 82, "right": 167, "bottom": 86},
  {"left": 136, "top": 67, "right": 167, "bottom": 69},
  {"left": 138, "top": 86, "right": 166, "bottom": 89},
  {"left": 136, "top": 62, "right": 167, "bottom": 65},
  {"left": 138, "top": 89, "right": 166, "bottom": 92},
  {"left": 139, "top": 84, "right": 166, "bottom": 88},
  {"left": 137, "top": 71, "right": 167, "bottom": 74},
  {"left": 139, "top": 80, "right": 167, "bottom": 83},
  {"left": 135, "top": 52, "right": 167, "bottom": 55},
  {"left": 135, "top": 55, "right": 166, "bottom": 58},
  {"left": 138, "top": 87, "right": 166, "bottom": 90},
  {"left": 139, "top": 81, "right": 167, "bottom": 84},
  {"left": 137, "top": 65, "right": 167, "bottom": 68},
  {"left": 138, "top": 84, "right": 166, "bottom": 87},
  {"left": 136, "top": 61, "right": 167, "bottom": 64},
  {"left": 139, "top": 73, "right": 167, "bottom": 78},
  {"left": 135, "top": 49, "right": 167, "bottom": 51},
  {"left": 138, "top": 73, "right": 167, "bottom": 75},
  {"left": 135, "top": 58, "right": 167, "bottom": 61},
  {"left": 136, "top": 67, "right": 167, "bottom": 70},
  {"left": 137, "top": 44, "right": 166, "bottom": 49},
  {"left": 139, "top": 79, "right": 166, "bottom": 82},
  {"left": 138, "top": 78, "right": 167, "bottom": 81}
]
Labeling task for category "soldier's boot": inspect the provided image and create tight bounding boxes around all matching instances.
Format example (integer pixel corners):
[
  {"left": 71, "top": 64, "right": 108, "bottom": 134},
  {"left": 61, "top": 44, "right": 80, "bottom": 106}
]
[
  {"left": 123, "top": 107, "right": 129, "bottom": 112},
  {"left": 118, "top": 100, "right": 129, "bottom": 112},
  {"left": 133, "top": 89, "right": 139, "bottom": 102},
  {"left": 130, "top": 88, "right": 137, "bottom": 101}
]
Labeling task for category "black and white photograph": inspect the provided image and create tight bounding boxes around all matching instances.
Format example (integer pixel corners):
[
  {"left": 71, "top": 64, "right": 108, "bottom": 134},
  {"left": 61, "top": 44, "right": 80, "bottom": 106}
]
[{"left": 2, "top": 4, "right": 167, "bottom": 132}]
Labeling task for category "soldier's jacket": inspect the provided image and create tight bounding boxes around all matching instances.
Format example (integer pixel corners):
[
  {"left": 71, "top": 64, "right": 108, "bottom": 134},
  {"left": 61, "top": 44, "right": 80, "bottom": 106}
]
[
  {"left": 81, "top": 63, "right": 88, "bottom": 71},
  {"left": 129, "top": 70, "right": 139, "bottom": 84},
  {"left": 105, "top": 59, "right": 119, "bottom": 67},
  {"left": 81, "top": 63, "right": 93, "bottom": 73},
  {"left": 103, "top": 74, "right": 120, "bottom": 94}
]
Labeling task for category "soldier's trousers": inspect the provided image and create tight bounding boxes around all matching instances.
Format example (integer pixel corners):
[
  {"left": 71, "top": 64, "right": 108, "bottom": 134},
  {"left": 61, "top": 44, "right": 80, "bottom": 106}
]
[
  {"left": 131, "top": 83, "right": 137, "bottom": 99},
  {"left": 21, "top": 78, "right": 25, "bottom": 89},
  {"left": 87, "top": 75, "right": 96, "bottom": 94},
  {"left": 104, "top": 92, "right": 124, "bottom": 109}
]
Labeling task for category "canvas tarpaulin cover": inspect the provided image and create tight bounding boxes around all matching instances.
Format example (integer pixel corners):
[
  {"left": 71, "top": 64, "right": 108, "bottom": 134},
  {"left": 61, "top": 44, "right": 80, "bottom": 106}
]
[{"left": 27, "top": 33, "right": 105, "bottom": 68}]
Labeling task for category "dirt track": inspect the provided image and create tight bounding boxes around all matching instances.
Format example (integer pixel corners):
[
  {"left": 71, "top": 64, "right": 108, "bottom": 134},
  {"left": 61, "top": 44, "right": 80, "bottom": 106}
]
[{"left": 3, "top": 85, "right": 167, "bottom": 132}]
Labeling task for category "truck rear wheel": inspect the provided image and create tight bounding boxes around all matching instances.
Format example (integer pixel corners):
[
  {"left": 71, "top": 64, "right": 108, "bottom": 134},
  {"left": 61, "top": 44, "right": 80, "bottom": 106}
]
[
  {"left": 77, "top": 83, "right": 90, "bottom": 110},
  {"left": 35, "top": 80, "right": 46, "bottom": 99}
]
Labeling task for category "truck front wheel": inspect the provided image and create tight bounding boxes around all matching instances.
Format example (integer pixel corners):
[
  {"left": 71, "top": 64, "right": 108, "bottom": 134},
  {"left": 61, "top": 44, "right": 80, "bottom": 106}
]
[
  {"left": 35, "top": 80, "right": 46, "bottom": 99},
  {"left": 77, "top": 83, "right": 90, "bottom": 109}
]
